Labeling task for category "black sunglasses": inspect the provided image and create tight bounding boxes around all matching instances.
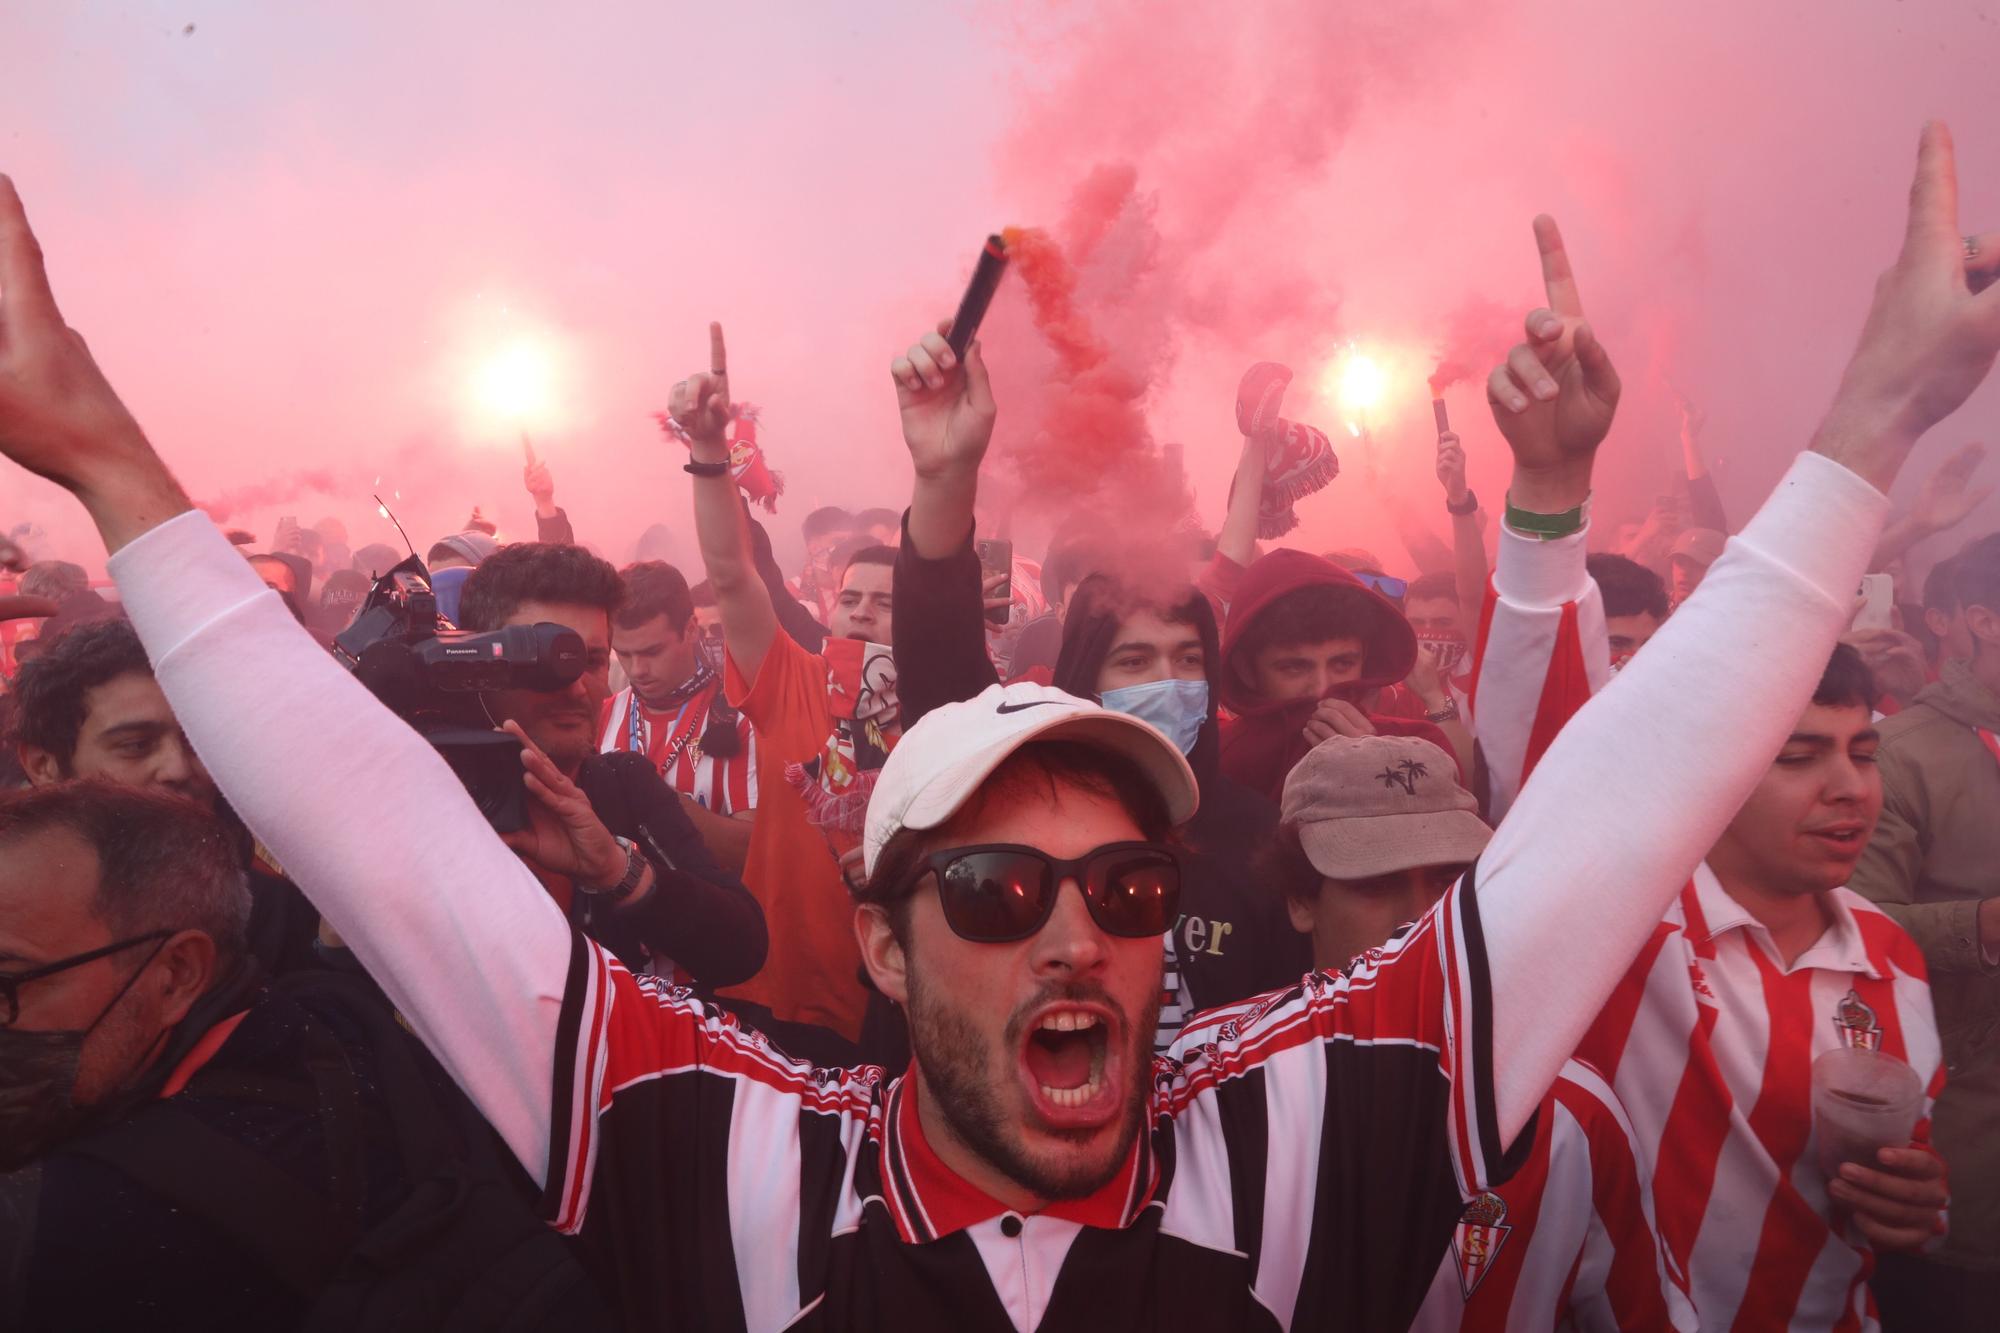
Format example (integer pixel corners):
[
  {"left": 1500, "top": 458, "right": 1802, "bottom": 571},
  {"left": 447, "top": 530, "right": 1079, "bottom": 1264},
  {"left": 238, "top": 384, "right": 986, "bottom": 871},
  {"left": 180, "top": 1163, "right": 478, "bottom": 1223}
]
[
  {"left": 0, "top": 930, "right": 172, "bottom": 1029},
  {"left": 901, "top": 842, "right": 1182, "bottom": 944}
]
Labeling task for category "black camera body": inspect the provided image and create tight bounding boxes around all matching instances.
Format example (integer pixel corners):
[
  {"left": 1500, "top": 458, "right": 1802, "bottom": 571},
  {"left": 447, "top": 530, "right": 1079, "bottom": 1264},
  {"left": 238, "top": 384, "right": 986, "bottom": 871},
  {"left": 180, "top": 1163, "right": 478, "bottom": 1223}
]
[{"left": 333, "top": 556, "right": 586, "bottom": 832}]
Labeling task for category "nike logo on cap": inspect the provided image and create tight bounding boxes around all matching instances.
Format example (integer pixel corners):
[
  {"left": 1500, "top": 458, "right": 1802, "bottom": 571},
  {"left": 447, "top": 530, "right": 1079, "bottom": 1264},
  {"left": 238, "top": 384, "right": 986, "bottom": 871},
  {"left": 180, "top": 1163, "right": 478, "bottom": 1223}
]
[{"left": 996, "top": 700, "right": 1068, "bottom": 714}]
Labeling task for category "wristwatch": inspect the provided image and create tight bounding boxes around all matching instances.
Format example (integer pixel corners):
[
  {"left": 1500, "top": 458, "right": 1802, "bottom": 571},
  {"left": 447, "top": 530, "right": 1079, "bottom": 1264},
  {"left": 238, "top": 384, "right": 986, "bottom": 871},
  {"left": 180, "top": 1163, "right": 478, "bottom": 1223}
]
[
  {"left": 1446, "top": 489, "right": 1479, "bottom": 517},
  {"left": 579, "top": 836, "right": 646, "bottom": 902},
  {"left": 1425, "top": 700, "right": 1462, "bottom": 724}
]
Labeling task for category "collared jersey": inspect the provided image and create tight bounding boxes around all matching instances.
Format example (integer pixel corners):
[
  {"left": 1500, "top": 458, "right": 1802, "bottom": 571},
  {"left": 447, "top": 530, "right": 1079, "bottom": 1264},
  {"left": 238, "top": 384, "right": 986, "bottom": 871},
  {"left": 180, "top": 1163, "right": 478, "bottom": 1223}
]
[
  {"left": 598, "top": 679, "right": 759, "bottom": 816},
  {"left": 1576, "top": 868, "right": 1942, "bottom": 1331},
  {"left": 541, "top": 872, "right": 1518, "bottom": 1332},
  {"left": 1407, "top": 1061, "right": 1696, "bottom": 1332}
]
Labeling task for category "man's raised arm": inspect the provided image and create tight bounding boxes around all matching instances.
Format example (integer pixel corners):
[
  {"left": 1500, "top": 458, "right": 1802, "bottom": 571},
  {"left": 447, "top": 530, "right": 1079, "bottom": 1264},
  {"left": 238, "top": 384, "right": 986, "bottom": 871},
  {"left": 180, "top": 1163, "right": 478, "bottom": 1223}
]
[
  {"left": 675, "top": 322, "right": 782, "bottom": 683},
  {"left": 1475, "top": 125, "right": 2000, "bottom": 1143},
  {"left": 0, "top": 177, "right": 571, "bottom": 1184}
]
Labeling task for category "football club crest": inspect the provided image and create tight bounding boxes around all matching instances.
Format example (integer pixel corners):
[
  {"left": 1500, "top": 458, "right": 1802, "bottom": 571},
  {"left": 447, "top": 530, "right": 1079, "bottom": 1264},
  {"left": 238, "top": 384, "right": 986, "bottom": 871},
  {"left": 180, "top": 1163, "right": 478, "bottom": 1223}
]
[
  {"left": 1451, "top": 1193, "right": 1513, "bottom": 1299},
  {"left": 1834, "top": 988, "right": 1882, "bottom": 1051}
]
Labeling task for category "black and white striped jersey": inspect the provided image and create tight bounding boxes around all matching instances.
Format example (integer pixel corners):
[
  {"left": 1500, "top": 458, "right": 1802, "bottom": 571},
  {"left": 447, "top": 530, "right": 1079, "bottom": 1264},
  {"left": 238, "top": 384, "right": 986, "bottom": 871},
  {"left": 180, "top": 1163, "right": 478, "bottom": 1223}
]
[{"left": 539, "top": 872, "right": 1518, "bottom": 1332}]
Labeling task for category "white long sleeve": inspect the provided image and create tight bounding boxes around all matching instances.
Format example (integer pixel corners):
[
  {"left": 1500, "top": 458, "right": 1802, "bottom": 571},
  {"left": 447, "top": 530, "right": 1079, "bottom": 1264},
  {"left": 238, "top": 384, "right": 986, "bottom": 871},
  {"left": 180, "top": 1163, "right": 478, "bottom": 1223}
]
[
  {"left": 111, "top": 513, "right": 570, "bottom": 1184},
  {"left": 1467, "top": 521, "right": 1611, "bottom": 823},
  {"left": 1477, "top": 451, "right": 1887, "bottom": 1141}
]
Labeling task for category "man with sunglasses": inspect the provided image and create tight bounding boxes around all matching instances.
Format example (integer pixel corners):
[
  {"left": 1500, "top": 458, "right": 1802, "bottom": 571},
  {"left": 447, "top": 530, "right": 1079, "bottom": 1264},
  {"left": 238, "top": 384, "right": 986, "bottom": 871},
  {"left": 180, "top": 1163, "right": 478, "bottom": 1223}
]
[{"left": 0, "top": 120, "right": 1991, "bottom": 1327}]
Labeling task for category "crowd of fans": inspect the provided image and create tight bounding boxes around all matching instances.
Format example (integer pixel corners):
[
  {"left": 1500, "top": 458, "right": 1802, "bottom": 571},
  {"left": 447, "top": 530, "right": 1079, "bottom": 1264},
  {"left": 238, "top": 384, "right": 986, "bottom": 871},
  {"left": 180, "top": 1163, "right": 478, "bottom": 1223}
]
[{"left": 3, "top": 125, "right": 2000, "bottom": 1331}]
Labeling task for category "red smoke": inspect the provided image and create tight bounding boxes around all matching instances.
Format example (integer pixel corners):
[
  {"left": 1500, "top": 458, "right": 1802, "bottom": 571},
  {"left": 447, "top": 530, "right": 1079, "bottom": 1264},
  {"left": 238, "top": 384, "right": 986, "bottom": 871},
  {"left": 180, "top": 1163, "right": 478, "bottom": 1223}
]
[
  {"left": 196, "top": 470, "right": 349, "bottom": 526},
  {"left": 1427, "top": 297, "right": 1518, "bottom": 397},
  {"left": 987, "top": 167, "right": 1192, "bottom": 538}
]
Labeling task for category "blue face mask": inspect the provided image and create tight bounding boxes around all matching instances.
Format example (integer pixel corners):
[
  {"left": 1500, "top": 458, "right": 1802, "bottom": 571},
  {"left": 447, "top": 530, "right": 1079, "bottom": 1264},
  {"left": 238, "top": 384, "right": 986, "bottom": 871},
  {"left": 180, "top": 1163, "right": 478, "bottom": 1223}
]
[{"left": 1099, "top": 677, "right": 1209, "bottom": 755}]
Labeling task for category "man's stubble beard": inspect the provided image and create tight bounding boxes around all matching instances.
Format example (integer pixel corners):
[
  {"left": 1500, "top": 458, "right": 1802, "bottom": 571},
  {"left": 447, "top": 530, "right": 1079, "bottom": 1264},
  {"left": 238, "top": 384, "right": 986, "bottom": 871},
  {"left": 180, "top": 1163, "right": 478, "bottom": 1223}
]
[{"left": 904, "top": 959, "right": 1160, "bottom": 1202}]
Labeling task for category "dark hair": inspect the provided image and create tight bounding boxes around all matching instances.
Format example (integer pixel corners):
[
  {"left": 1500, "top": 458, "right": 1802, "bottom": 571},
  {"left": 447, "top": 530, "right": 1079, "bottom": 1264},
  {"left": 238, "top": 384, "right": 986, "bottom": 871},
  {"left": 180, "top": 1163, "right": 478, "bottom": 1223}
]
[
  {"left": 12, "top": 618, "right": 151, "bottom": 764},
  {"left": 689, "top": 579, "right": 718, "bottom": 610},
  {"left": 802, "top": 506, "right": 854, "bottom": 542},
  {"left": 615, "top": 561, "right": 694, "bottom": 632},
  {"left": 1953, "top": 532, "right": 2000, "bottom": 616},
  {"left": 1234, "top": 583, "right": 1377, "bottom": 659},
  {"left": 837, "top": 543, "right": 897, "bottom": 582},
  {"left": 1923, "top": 554, "right": 1962, "bottom": 614},
  {"left": 856, "top": 740, "right": 1175, "bottom": 945},
  {"left": 457, "top": 542, "right": 623, "bottom": 632},
  {"left": 1815, "top": 642, "right": 1880, "bottom": 713},
  {"left": 854, "top": 507, "right": 900, "bottom": 535},
  {"left": 1588, "top": 553, "right": 1670, "bottom": 621},
  {"left": 0, "top": 781, "right": 250, "bottom": 968},
  {"left": 1405, "top": 571, "right": 1458, "bottom": 606},
  {"left": 1255, "top": 822, "right": 1323, "bottom": 907}
]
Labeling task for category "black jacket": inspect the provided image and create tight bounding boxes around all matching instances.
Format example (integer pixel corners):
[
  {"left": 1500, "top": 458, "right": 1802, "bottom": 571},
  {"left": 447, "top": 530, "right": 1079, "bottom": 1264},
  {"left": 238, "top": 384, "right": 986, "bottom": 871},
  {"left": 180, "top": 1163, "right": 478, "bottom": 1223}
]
[
  {"left": 891, "top": 521, "right": 1307, "bottom": 1018},
  {"left": 571, "top": 750, "right": 768, "bottom": 989}
]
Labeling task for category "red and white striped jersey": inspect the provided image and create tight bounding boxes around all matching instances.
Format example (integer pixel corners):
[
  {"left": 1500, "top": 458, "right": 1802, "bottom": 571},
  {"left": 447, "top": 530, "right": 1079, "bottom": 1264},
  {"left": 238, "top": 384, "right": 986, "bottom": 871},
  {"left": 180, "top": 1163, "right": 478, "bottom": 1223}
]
[
  {"left": 1577, "top": 868, "right": 1942, "bottom": 1331},
  {"left": 1469, "top": 519, "right": 1947, "bottom": 1331},
  {"left": 598, "top": 679, "right": 758, "bottom": 816},
  {"left": 1409, "top": 1060, "right": 1696, "bottom": 1333}
]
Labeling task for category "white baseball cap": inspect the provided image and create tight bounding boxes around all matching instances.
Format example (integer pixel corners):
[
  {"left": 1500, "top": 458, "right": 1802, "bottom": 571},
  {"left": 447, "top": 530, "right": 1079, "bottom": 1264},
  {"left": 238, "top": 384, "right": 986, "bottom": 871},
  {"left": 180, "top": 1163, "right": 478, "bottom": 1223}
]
[{"left": 862, "top": 681, "right": 1200, "bottom": 876}]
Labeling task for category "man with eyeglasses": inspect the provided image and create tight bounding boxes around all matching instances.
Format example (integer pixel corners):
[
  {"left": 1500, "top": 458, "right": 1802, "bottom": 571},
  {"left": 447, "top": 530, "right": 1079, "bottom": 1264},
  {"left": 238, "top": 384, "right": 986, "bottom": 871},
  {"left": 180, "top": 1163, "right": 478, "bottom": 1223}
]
[
  {"left": 0, "top": 784, "right": 385, "bottom": 1327},
  {"left": 0, "top": 119, "right": 1994, "bottom": 1328}
]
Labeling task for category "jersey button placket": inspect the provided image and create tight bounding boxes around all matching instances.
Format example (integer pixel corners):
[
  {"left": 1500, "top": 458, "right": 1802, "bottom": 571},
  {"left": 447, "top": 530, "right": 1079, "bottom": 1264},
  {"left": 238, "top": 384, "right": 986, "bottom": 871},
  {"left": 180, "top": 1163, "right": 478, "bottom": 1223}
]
[{"left": 1000, "top": 1213, "right": 1023, "bottom": 1238}]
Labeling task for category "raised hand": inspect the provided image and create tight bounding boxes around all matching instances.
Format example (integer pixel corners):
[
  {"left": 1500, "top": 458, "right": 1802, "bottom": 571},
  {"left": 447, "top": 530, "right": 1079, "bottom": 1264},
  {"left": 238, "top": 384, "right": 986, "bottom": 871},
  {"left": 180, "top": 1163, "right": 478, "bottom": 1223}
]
[
  {"left": 668, "top": 323, "right": 734, "bottom": 457},
  {"left": 1820, "top": 124, "right": 2000, "bottom": 489},
  {"left": 1435, "top": 430, "right": 1469, "bottom": 506},
  {"left": 1486, "top": 216, "right": 1622, "bottom": 509},
  {"left": 892, "top": 319, "right": 996, "bottom": 481},
  {"left": 0, "top": 177, "right": 188, "bottom": 550},
  {"left": 522, "top": 435, "right": 557, "bottom": 514}
]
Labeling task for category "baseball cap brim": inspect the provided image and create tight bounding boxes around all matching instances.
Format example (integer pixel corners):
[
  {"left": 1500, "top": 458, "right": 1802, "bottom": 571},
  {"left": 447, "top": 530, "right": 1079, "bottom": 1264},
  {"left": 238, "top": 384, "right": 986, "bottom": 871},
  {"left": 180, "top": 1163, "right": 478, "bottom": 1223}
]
[
  {"left": 1296, "top": 808, "right": 1492, "bottom": 882},
  {"left": 864, "top": 708, "right": 1198, "bottom": 875}
]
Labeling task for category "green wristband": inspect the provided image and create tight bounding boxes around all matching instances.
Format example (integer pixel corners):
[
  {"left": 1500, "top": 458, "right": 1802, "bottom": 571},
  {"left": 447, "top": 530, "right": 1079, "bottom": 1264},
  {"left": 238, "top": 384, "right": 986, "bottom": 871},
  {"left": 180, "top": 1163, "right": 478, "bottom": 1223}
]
[{"left": 1503, "top": 492, "right": 1589, "bottom": 540}]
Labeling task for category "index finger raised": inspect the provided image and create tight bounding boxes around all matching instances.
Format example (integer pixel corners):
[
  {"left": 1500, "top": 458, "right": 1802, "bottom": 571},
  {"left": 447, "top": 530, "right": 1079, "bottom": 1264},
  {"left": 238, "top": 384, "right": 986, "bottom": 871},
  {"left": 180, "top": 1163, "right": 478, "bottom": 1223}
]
[
  {"left": 1905, "top": 121, "right": 1961, "bottom": 253},
  {"left": 0, "top": 175, "right": 62, "bottom": 323},
  {"left": 1534, "top": 214, "right": 1585, "bottom": 319},
  {"left": 709, "top": 321, "right": 728, "bottom": 378}
]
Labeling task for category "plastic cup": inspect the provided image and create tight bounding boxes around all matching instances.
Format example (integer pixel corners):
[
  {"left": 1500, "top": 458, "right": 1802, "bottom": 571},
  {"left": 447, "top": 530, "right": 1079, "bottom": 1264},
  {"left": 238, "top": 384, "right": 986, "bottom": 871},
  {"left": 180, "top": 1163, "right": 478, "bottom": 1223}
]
[{"left": 1811, "top": 1047, "right": 1924, "bottom": 1177}]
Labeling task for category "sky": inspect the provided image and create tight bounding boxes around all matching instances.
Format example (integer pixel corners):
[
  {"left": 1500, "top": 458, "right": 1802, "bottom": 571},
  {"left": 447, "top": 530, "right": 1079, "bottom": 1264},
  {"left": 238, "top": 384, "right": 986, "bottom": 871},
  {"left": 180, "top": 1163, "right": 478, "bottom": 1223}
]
[{"left": 5, "top": 0, "right": 2000, "bottom": 580}]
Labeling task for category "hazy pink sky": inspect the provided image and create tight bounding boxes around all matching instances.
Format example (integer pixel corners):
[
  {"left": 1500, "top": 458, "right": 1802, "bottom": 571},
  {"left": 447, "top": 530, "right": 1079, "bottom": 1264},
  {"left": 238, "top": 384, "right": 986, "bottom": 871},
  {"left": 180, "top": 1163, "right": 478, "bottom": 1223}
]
[{"left": 6, "top": 0, "right": 2000, "bottom": 576}]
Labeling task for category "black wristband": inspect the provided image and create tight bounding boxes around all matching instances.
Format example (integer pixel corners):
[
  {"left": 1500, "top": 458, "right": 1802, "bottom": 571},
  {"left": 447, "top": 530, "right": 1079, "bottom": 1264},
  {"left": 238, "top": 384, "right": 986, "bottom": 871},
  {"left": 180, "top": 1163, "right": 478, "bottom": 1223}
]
[
  {"left": 684, "top": 458, "right": 731, "bottom": 479},
  {"left": 1446, "top": 489, "right": 1479, "bottom": 517}
]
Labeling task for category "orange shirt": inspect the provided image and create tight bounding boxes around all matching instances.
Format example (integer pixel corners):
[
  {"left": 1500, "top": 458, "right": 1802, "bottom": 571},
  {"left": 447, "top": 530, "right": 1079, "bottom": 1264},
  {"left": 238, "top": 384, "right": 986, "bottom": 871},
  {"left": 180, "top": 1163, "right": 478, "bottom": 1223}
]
[{"left": 720, "top": 632, "right": 897, "bottom": 1040}]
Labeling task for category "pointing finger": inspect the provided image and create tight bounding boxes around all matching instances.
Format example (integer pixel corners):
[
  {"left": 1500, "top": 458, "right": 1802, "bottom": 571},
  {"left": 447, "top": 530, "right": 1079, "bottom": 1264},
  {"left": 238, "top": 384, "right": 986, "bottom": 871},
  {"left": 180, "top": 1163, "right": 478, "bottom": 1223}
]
[
  {"left": 1906, "top": 122, "right": 1961, "bottom": 256},
  {"left": 522, "top": 432, "right": 538, "bottom": 466},
  {"left": 0, "top": 175, "right": 61, "bottom": 325},
  {"left": 709, "top": 321, "right": 728, "bottom": 379},
  {"left": 1535, "top": 215, "right": 1584, "bottom": 319}
]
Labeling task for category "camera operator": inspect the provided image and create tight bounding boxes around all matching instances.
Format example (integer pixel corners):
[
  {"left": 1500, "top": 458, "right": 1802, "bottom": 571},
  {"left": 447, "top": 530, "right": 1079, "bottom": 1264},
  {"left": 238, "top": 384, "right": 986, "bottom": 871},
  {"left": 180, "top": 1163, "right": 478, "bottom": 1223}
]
[{"left": 452, "top": 542, "right": 768, "bottom": 988}]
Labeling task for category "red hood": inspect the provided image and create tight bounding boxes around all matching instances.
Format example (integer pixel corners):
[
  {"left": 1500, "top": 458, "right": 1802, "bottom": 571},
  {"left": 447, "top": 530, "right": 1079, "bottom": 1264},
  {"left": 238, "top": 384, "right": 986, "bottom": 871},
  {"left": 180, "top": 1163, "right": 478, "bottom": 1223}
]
[{"left": 1218, "top": 549, "right": 1418, "bottom": 714}]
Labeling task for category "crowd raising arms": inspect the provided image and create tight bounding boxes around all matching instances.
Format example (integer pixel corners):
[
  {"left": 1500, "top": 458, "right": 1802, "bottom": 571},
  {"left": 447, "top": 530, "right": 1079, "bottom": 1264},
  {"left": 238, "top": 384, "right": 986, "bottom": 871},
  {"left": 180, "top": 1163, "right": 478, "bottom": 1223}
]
[{"left": 0, "top": 121, "right": 1997, "bottom": 1327}]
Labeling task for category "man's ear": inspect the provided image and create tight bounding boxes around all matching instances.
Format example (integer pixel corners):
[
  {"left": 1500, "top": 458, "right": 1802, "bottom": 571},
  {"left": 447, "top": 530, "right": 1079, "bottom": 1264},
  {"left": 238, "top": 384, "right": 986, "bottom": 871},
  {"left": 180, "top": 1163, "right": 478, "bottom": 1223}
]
[
  {"left": 18, "top": 743, "right": 63, "bottom": 787},
  {"left": 1966, "top": 603, "right": 2000, "bottom": 648},
  {"left": 854, "top": 904, "right": 908, "bottom": 1006},
  {"left": 1284, "top": 892, "right": 1317, "bottom": 937},
  {"left": 149, "top": 929, "right": 219, "bottom": 1030}
]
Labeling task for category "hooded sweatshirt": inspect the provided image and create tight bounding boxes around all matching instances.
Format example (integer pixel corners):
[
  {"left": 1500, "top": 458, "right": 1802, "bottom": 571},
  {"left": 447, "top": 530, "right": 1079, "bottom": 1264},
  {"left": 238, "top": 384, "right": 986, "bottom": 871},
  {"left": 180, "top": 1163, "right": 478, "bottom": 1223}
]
[
  {"left": 1217, "top": 548, "right": 1452, "bottom": 802},
  {"left": 1850, "top": 654, "right": 2000, "bottom": 1268}
]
